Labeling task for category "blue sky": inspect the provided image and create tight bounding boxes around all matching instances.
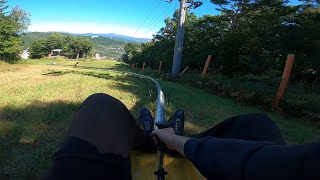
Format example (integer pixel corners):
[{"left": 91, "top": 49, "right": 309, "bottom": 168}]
[{"left": 7, "top": 0, "right": 302, "bottom": 38}]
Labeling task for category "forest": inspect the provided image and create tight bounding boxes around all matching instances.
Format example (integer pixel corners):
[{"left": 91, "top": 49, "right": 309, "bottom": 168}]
[
  {"left": 29, "top": 33, "right": 93, "bottom": 59},
  {"left": 26, "top": 33, "right": 127, "bottom": 59},
  {"left": 122, "top": 0, "right": 320, "bottom": 119},
  {"left": 125, "top": 0, "right": 319, "bottom": 84}
]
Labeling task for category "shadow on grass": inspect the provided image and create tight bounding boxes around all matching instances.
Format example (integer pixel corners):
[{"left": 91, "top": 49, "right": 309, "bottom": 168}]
[
  {"left": 106, "top": 73, "right": 208, "bottom": 135},
  {"left": 60, "top": 62, "right": 130, "bottom": 72},
  {"left": 0, "top": 67, "right": 205, "bottom": 179},
  {"left": 42, "top": 71, "right": 71, "bottom": 76},
  {"left": 43, "top": 70, "right": 113, "bottom": 80},
  {"left": 2, "top": 65, "right": 320, "bottom": 179},
  {"left": 41, "top": 67, "right": 320, "bottom": 141},
  {"left": 8, "top": 65, "right": 320, "bottom": 179},
  {"left": 0, "top": 101, "right": 80, "bottom": 180},
  {"left": 41, "top": 68, "right": 207, "bottom": 135}
]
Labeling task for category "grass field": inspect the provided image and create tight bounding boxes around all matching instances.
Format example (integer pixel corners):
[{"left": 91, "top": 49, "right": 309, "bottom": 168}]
[{"left": 0, "top": 59, "right": 319, "bottom": 179}]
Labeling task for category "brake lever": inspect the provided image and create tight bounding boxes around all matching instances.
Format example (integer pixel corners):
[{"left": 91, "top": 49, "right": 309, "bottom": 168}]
[
  {"left": 154, "top": 122, "right": 170, "bottom": 180},
  {"left": 155, "top": 122, "right": 171, "bottom": 151}
]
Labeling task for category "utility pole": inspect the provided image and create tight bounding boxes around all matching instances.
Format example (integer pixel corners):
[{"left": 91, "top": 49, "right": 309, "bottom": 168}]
[
  {"left": 168, "top": 0, "right": 203, "bottom": 77},
  {"left": 172, "top": 0, "right": 187, "bottom": 77}
]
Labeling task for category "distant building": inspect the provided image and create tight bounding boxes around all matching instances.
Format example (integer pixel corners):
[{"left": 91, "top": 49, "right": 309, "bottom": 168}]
[
  {"left": 21, "top": 48, "right": 30, "bottom": 59},
  {"left": 95, "top": 53, "right": 100, "bottom": 59},
  {"left": 51, "top": 49, "right": 62, "bottom": 57}
]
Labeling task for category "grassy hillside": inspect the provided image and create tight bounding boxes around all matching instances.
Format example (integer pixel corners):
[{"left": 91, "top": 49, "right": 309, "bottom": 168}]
[{"left": 0, "top": 59, "right": 319, "bottom": 179}]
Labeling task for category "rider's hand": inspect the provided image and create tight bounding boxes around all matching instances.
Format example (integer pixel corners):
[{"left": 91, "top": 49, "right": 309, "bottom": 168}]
[
  {"left": 151, "top": 128, "right": 176, "bottom": 149},
  {"left": 152, "top": 128, "right": 190, "bottom": 156}
]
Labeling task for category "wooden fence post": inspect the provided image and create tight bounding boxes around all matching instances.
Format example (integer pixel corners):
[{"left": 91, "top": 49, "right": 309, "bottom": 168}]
[
  {"left": 142, "top": 62, "right": 146, "bottom": 71},
  {"left": 158, "top": 61, "right": 163, "bottom": 74},
  {"left": 201, "top": 55, "right": 213, "bottom": 78},
  {"left": 179, "top": 66, "right": 189, "bottom": 76},
  {"left": 272, "top": 54, "right": 295, "bottom": 111}
]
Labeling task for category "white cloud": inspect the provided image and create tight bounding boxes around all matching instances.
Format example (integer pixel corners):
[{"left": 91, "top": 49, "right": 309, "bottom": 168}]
[{"left": 28, "top": 22, "right": 155, "bottom": 39}]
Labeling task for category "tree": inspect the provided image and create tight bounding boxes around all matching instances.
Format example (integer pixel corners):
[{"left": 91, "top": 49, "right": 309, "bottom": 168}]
[
  {"left": 204, "top": 0, "right": 302, "bottom": 75},
  {"left": 0, "top": 0, "right": 8, "bottom": 15},
  {"left": 29, "top": 34, "right": 93, "bottom": 59},
  {"left": 45, "top": 33, "right": 65, "bottom": 56},
  {"left": 122, "top": 43, "right": 140, "bottom": 63},
  {"left": 299, "top": 0, "right": 320, "bottom": 7},
  {"left": 0, "top": 1, "right": 30, "bottom": 63},
  {"left": 10, "top": 6, "right": 30, "bottom": 34},
  {"left": 29, "top": 39, "right": 48, "bottom": 59},
  {"left": 287, "top": 1, "right": 320, "bottom": 82},
  {"left": 65, "top": 36, "right": 92, "bottom": 59}
]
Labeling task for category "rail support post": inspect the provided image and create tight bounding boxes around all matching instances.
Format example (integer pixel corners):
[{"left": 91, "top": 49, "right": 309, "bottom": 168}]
[{"left": 272, "top": 54, "right": 295, "bottom": 111}]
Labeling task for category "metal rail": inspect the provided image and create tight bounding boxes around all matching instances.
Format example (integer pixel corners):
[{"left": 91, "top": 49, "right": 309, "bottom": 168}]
[
  {"left": 123, "top": 71, "right": 166, "bottom": 125},
  {"left": 120, "top": 71, "right": 167, "bottom": 180}
]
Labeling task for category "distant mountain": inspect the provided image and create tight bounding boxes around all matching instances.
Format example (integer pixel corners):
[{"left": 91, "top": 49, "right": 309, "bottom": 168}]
[
  {"left": 22, "top": 32, "right": 130, "bottom": 48},
  {"left": 22, "top": 32, "right": 60, "bottom": 48},
  {"left": 72, "top": 33, "right": 151, "bottom": 43},
  {"left": 91, "top": 36, "right": 127, "bottom": 46}
]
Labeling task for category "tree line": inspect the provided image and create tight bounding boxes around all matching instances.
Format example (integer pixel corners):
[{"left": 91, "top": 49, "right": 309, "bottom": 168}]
[
  {"left": 0, "top": 0, "right": 93, "bottom": 62},
  {"left": 124, "top": 0, "right": 320, "bottom": 83},
  {"left": 29, "top": 33, "right": 93, "bottom": 59},
  {"left": 0, "top": 0, "right": 30, "bottom": 63}
]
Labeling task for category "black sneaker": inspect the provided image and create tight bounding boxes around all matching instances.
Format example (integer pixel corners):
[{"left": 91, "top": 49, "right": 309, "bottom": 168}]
[
  {"left": 137, "top": 108, "right": 154, "bottom": 135},
  {"left": 168, "top": 109, "right": 185, "bottom": 135}
]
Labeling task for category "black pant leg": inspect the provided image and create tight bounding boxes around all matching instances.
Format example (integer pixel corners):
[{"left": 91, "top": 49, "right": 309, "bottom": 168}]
[
  {"left": 193, "top": 113, "right": 285, "bottom": 144},
  {"left": 46, "top": 137, "right": 132, "bottom": 180},
  {"left": 47, "top": 93, "right": 148, "bottom": 180},
  {"left": 67, "top": 93, "right": 148, "bottom": 157}
]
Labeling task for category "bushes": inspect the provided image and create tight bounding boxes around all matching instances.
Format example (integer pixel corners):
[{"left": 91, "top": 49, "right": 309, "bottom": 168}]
[
  {"left": 123, "top": 1, "right": 320, "bottom": 121},
  {"left": 132, "top": 66, "right": 320, "bottom": 122}
]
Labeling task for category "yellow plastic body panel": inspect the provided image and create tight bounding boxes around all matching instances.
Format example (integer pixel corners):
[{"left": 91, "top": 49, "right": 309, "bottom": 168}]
[{"left": 131, "top": 151, "right": 206, "bottom": 180}]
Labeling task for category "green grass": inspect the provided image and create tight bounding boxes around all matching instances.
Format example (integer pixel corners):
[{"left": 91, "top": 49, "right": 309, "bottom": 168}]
[
  {"left": 0, "top": 59, "right": 319, "bottom": 179},
  {"left": 19, "top": 58, "right": 127, "bottom": 68},
  {"left": 133, "top": 68, "right": 320, "bottom": 121}
]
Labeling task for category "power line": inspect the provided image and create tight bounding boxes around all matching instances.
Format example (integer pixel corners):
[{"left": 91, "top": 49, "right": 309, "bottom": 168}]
[
  {"left": 144, "top": 0, "right": 207, "bottom": 37},
  {"left": 144, "top": 2, "right": 172, "bottom": 28},
  {"left": 141, "top": 2, "right": 172, "bottom": 32},
  {"left": 132, "top": 0, "right": 161, "bottom": 36},
  {"left": 144, "top": 4, "right": 179, "bottom": 36},
  {"left": 136, "top": 2, "right": 172, "bottom": 37},
  {"left": 201, "top": 0, "right": 210, "bottom": 13},
  {"left": 198, "top": 0, "right": 215, "bottom": 15},
  {"left": 144, "top": 4, "right": 178, "bottom": 34},
  {"left": 132, "top": 0, "right": 162, "bottom": 37},
  {"left": 141, "top": 2, "right": 174, "bottom": 35}
]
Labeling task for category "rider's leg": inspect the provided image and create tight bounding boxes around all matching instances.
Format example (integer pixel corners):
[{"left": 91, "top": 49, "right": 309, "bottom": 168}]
[
  {"left": 66, "top": 93, "right": 149, "bottom": 156},
  {"left": 46, "top": 93, "right": 151, "bottom": 179},
  {"left": 192, "top": 113, "right": 285, "bottom": 145}
]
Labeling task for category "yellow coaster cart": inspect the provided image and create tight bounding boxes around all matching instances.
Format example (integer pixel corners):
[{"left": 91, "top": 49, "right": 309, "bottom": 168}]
[{"left": 122, "top": 71, "right": 206, "bottom": 180}]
